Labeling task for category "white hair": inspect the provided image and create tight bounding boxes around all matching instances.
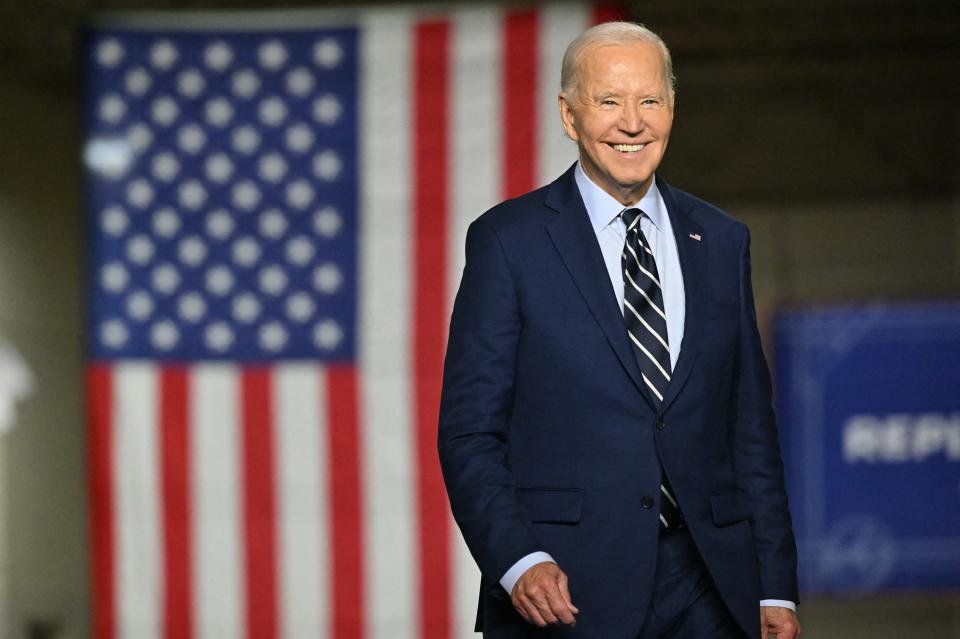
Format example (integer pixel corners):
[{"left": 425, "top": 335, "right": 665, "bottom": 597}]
[{"left": 560, "top": 21, "right": 676, "bottom": 100}]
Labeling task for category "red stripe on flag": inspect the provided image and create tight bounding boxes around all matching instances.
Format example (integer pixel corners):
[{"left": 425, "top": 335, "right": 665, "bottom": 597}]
[
  {"left": 242, "top": 368, "right": 277, "bottom": 639},
  {"left": 503, "top": 9, "right": 540, "bottom": 199},
  {"left": 592, "top": 2, "right": 624, "bottom": 23},
  {"left": 160, "top": 367, "right": 193, "bottom": 639},
  {"left": 326, "top": 366, "right": 365, "bottom": 638},
  {"left": 87, "top": 365, "right": 115, "bottom": 639},
  {"left": 414, "top": 20, "right": 452, "bottom": 639}
]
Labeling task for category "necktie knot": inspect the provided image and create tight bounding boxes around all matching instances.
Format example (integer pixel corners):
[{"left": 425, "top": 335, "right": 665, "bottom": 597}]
[{"left": 620, "top": 207, "right": 644, "bottom": 233}]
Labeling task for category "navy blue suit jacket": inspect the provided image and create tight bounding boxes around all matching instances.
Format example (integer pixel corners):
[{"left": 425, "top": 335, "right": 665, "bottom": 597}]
[{"left": 438, "top": 166, "right": 798, "bottom": 638}]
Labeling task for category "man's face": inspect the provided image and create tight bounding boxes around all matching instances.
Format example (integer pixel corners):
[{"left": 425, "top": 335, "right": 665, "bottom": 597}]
[{"left": 559, "top": 41, "right": 674, "bottom": 205}]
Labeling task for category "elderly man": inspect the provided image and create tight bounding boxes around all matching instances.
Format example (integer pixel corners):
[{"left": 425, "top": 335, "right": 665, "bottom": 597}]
[{"left": 439, "top": 21, "right": 800, "bottom": 639}]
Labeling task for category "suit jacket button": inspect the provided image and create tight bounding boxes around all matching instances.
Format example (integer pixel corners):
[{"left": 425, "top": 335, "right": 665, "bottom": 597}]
[
  {"left": 656, "top": 419, "right": 666, "bottom": 430},
  {"left": 641, "top": 496, "right": 655, "bottom": 509}
]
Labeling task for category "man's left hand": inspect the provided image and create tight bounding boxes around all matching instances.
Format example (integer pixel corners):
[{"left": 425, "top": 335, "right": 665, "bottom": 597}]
[{"left": 761, "top": 606, "right": 801, "bottom": 639}]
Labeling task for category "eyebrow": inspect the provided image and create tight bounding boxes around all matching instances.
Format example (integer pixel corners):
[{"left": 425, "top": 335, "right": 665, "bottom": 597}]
[{"left": 592, "top": 91, "right": 666, "bottom": 101}]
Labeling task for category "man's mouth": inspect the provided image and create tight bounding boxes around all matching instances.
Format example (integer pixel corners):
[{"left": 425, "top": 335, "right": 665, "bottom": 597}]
[{"left": 610, "top": 143, "right": 647, "bottom": 153}]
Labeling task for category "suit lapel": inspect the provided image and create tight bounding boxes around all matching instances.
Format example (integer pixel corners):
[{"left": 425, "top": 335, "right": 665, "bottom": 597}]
[
  {"left": 657, "top": 176, "right": 706, "bottom": 413},
  {"left": 543, "top": 167, "right": 653, "bottom": 407}
]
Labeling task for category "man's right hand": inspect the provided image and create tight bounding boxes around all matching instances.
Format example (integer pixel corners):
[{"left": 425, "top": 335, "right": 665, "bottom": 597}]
[{"left": 510, "top": 561, "right": 579, "bottom": 627}]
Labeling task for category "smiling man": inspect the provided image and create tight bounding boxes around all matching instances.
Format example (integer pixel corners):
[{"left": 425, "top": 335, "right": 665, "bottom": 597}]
[{"left": 439, "top": 22, "right": 800, "bottom": 639}]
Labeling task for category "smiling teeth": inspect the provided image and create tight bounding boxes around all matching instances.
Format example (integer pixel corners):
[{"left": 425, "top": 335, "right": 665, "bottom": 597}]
[{"left": 613, "top": 143, "right": 646, "bottom": 152}]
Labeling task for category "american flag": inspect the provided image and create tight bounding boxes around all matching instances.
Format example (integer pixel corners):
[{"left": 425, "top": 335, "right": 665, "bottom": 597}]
[{"left": 84, "top": 4, "right": 618, "bottom": 638}]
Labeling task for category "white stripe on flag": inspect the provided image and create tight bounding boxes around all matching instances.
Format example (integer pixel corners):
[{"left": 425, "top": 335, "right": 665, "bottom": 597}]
[
  {"left": 360, "top": 10, "right": 417, "bottom": 639},
  {"left": 450, "top": 5, "right": 502, "bottom": 303},
  {"left": 115, "top": 363, "right": 160, "bottom": 639},
  {"left": 450, "top": 7, "right": 501, "bottom": 636},
  {"left": 538, "top": 3, "right": 589, "bottom": 186},
  {"left": 192, "top": 365, "right": 243, "bottom": 639},
  {"left": 276, "top": 364, "right": 329, "bottom": 639}
]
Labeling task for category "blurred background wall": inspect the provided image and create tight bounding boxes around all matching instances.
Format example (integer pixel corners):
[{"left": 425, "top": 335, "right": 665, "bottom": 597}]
[{"left": 0, "top": 0, "right": 957, "bottom": 638}]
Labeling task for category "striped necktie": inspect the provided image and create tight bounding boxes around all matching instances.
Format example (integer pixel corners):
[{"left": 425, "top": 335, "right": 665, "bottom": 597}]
[{"left": 620, "top": 207, "right": 683, "bottom": 532}]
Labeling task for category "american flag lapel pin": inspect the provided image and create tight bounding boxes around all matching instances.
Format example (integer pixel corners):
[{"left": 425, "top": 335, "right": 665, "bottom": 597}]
[{"left": 689, "top": 233, "right": 702, "bottom": 242}]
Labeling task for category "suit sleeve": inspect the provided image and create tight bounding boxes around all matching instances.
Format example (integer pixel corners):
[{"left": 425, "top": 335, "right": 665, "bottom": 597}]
[
  {"left": 732, "top": 227, "right": 800, "bottom": 603},
  {"left": 437, "top": 217, "right": 541, "bottom": 587}
]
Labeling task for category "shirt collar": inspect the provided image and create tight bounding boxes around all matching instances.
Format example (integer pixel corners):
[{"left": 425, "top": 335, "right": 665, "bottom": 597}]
[{"left": 574, "top": 162, "right": 666, "bottom": 235}]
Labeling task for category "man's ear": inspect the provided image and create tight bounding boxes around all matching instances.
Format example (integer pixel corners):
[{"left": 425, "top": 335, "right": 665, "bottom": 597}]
[{"left": 558, "top": 93, "right": 579, "bottom": 142}]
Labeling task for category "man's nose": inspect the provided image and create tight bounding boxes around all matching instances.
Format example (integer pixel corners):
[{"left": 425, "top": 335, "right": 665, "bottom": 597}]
[{"left": 620, "top": 103, "right": 645, "bottom": 135}]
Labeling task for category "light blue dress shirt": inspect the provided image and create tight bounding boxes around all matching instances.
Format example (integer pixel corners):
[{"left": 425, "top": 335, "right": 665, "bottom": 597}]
[
  {"left": 575, "top": 163, "right": 685, "bottom": 369},
  {"left": 498, "top": 164, "right": 795, "bottom": 613}
]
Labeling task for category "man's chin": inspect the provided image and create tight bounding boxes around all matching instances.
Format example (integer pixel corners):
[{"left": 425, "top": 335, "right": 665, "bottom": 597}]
[{"left": 614, "top": 175, "right": 655, "bottom": 197}]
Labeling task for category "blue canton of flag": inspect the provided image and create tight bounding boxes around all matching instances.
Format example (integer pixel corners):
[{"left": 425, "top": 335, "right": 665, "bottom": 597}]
[{"left": 86, "top": 29, "right": 358, "bottom": 362}]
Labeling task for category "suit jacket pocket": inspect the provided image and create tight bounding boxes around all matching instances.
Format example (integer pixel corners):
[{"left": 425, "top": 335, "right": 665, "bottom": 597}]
[
  {"left": 710, "top": 490, "right": 751, "bottom": 526},
  {"left": 517, "top": 487, "right": 582, "bottom": 524}
]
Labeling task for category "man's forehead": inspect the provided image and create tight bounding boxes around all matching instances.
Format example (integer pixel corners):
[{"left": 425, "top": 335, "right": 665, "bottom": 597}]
[
  {"left": 580, "top": 40, "right": 663, "bottom": 63},
  {"left": 577, "top": 41, "right": 667, "bottom": 87}
]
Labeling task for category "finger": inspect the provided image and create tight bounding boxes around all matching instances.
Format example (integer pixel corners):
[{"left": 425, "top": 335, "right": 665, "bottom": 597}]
[
  {"left": 774, "top": 623, "right": 800, "bottom": 639},
  {"left": 511, "top": 588, "right": 535, "bottom": 625},
  {"left": 544, "top": 589, "right": 576, "bottom": 625},
  {"left": 760, "top": 621, "right": 769, "bottom": 639},
  {"left": 512, "top": 600, "right": 531, "bottom": 624},
  {"left": 522, "top": 598, "right": 549, "bottom": 627},
  {"left": 556, "top": 571, "right": 579, "bottom": 614},
  {"left": 532, "top": 593, "right": 561, "bottom": 625},
  {"left": 773, "top": 615, "right": 799, "bottom": 637},
  {"left": 781, "top": 622, "right": 801, "bottom": 639}
]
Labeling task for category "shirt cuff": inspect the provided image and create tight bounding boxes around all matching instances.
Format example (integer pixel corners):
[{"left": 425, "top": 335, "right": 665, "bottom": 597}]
[
  {"left": 499, "top": 552, "right": 556, "bottom": 594},
  {"left": 760, "top": 599, "right": 796, "bottom": 612}
]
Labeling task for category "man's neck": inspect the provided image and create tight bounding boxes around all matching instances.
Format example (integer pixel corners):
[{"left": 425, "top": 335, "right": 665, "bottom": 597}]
[{"left": 578, "top": 163, "right": 653, "bottom": 206}]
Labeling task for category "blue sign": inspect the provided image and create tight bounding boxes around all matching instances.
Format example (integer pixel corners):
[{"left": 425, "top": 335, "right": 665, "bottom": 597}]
[{"left": 774, "top": 304, "right": 960, "bottom": 593}]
